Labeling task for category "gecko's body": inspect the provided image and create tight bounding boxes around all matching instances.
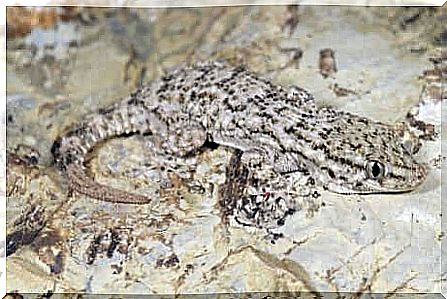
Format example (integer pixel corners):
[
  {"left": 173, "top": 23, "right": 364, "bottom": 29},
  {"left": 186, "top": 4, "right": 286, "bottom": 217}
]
[{"left": 52, "top": 61, "right": 427, "bottom": 226}]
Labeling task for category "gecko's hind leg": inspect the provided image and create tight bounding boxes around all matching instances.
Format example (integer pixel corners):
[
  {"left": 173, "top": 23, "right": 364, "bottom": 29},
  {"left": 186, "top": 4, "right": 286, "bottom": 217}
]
[
  {"left": 140, "top": 119, "right": 208, "bottom": 192},
  {"left": 156, "top": 117, "right": 208, "bottom": 157},
  {"left": 141, "top": 138, "right": 201, "bottom": 189},
  {"left": 219, "top": 149, "right": 319, "bottom": 235}
]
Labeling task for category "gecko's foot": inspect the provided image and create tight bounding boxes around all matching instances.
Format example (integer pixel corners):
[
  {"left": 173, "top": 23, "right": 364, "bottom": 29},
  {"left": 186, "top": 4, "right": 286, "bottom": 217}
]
[
  {"left": 233, "top": 188, "right": 301, "bottom": 230},
  {"left": 220, "top": 150, "right": 306, "bottom": 231}
]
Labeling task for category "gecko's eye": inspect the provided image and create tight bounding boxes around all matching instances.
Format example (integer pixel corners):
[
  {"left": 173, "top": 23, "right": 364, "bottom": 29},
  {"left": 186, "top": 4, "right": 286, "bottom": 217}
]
[{"left": 366, "top": 160, "right": 386, "bottom": 179}]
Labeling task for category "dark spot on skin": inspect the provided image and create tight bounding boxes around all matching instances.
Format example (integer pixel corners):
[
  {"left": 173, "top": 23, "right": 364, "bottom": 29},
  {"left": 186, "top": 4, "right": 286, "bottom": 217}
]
[
  {"left": 307, "top": 177, "right": 315, "bottom": 185},
  {"left": 28, "top": 155, "right": 39, "bottom": 165},
  {"left": 98, "top": 105, "right": 116, "bottom": 115},
  {"left": 318, "top": 132, "right": 328, "bottom": 139},
  {"left": 351, "top": 144, "right": 362, "bottom": 150},
  {"left": 203, "top": 140, "right": 219, "bottom": 150}
]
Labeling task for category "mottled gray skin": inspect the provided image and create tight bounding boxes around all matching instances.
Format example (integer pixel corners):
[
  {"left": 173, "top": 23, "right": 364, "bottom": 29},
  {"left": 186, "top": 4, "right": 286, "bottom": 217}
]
[{"left": 52, "top": 61, "right": 427, "bottom": 220}]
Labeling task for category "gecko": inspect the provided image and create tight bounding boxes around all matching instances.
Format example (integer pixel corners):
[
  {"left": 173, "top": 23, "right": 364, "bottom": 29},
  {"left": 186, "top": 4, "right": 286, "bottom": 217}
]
[{"left": 51, "top": 61, "right": 427, "bottom": 228}]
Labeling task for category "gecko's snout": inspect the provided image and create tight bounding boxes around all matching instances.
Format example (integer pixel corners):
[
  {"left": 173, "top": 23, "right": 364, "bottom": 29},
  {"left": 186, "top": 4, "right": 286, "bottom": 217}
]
[
  {"left": 375, "top": 161, "right": 428, "bottom": 194},
  {"left": 408, "top": 162, "right": 428, "bottom": 189}
]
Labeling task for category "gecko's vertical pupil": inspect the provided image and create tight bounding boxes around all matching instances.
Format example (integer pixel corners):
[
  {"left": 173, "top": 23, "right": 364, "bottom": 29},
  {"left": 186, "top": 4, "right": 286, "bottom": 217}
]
[
  {"left": 366, "top": 160, "right": 385, "bottom": 179},
  {"left": 372, "top": 162, "right": 381, "bottom": 177}
]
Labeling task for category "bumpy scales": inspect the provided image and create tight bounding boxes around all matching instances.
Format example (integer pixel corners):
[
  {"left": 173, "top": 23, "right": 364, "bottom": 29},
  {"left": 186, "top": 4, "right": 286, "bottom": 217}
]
[{"left": 52, "top": 61, "right": 427, "bottom": 208}]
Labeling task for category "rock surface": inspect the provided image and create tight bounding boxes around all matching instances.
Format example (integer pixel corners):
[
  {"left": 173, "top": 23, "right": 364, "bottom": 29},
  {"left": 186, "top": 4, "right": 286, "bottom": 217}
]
[{"left": 5, "top": 5, "right": 445, "bottom": 296}]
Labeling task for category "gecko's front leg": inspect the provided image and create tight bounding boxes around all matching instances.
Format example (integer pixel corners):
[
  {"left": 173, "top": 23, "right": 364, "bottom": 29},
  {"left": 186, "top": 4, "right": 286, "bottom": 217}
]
[{"left": 219, "top": 149, "right": 317, "bottom": 232}]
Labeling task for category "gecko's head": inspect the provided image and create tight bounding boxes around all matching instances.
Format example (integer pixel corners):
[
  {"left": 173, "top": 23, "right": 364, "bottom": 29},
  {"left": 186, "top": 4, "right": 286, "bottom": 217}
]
[{"left": 314, "top": 117, "right": 428, "bottom": 195}]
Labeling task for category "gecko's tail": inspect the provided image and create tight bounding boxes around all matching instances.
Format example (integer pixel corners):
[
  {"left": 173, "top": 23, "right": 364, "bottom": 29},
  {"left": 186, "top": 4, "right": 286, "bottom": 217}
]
[
  {"left": 66, "top": 163, "right": 151, "bottom": 204},
  {"left": 51, "top": 93, "right": 154, "bottom": 205}
]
